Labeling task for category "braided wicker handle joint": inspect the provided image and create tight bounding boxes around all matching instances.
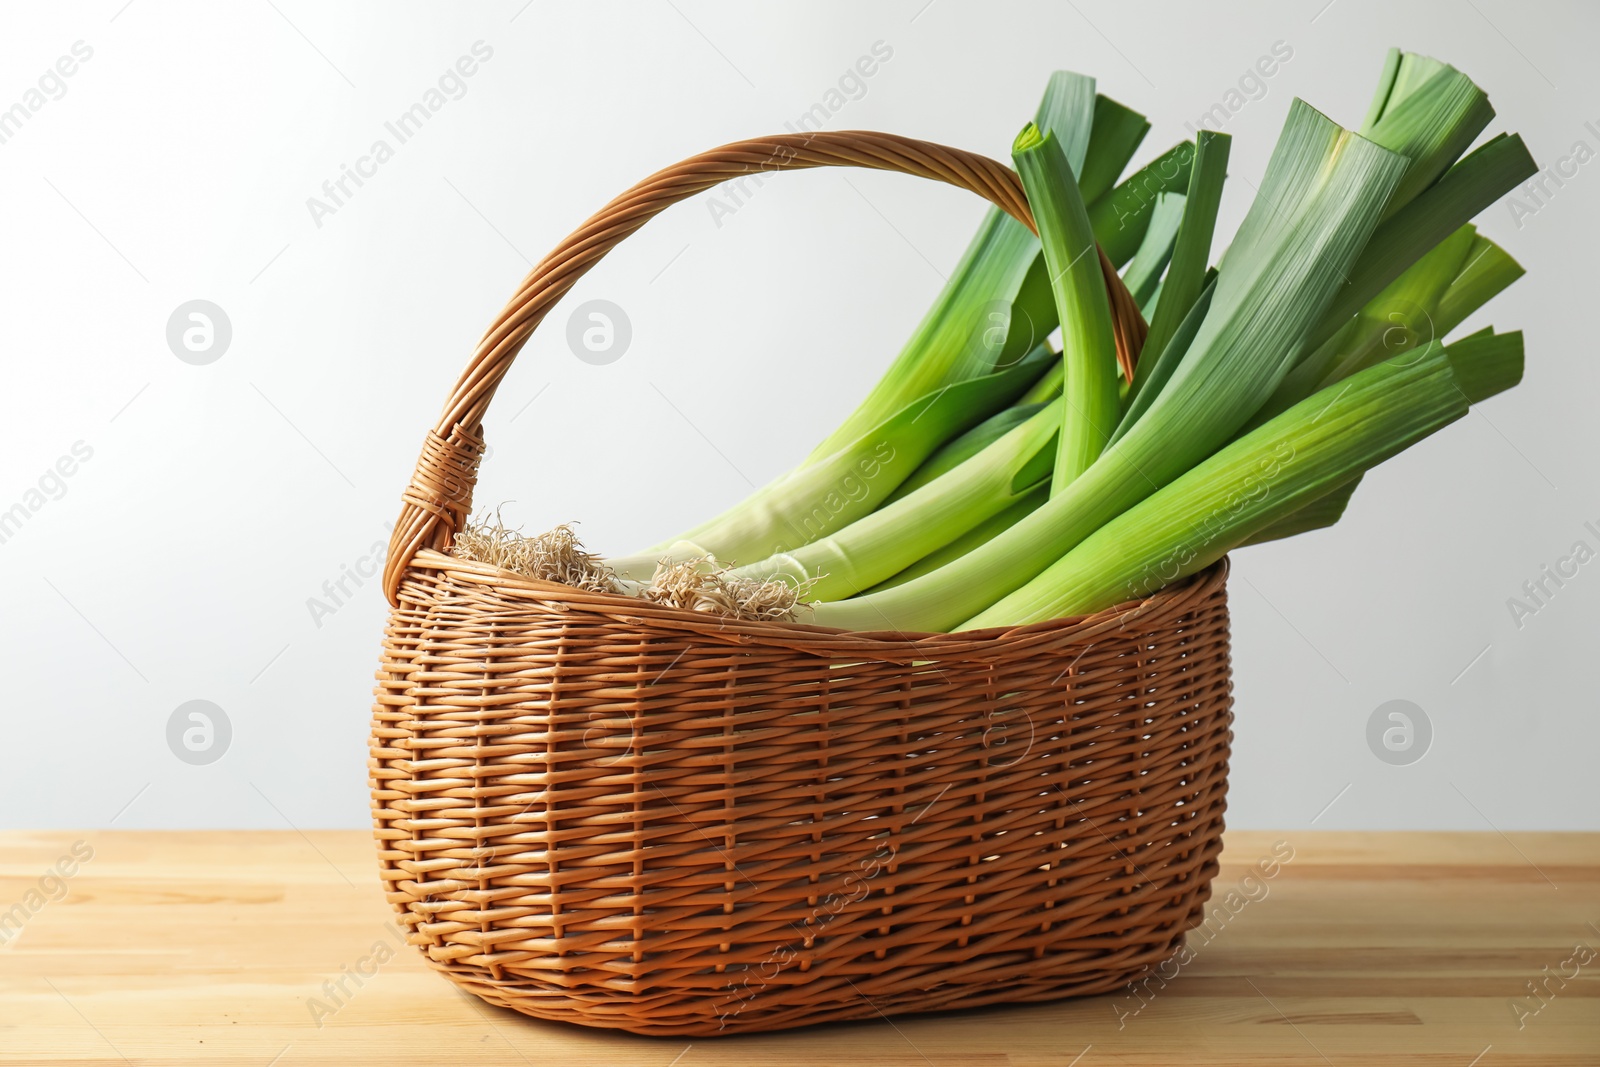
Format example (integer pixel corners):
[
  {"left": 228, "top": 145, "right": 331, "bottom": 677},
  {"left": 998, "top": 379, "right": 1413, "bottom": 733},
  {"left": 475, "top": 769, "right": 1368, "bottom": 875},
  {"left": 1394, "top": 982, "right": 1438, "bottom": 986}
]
[{"left": 382, "top": 130, "right": 1146, "bottom": 605}]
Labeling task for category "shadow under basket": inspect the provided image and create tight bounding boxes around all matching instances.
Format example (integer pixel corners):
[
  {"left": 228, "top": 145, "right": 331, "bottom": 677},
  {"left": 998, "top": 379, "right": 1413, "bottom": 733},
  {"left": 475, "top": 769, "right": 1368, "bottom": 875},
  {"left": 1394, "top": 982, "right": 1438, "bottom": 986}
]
[{"left": 369, "top": 130, "right": 1234, "bottom": 1036}]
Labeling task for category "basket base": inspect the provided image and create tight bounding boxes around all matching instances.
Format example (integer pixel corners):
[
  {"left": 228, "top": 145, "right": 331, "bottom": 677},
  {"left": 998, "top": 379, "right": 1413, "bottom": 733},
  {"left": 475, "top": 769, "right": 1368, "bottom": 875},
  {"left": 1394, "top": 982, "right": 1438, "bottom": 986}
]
[{"left": 424, "top": 923, "right": 1205, "bottom": 1037}]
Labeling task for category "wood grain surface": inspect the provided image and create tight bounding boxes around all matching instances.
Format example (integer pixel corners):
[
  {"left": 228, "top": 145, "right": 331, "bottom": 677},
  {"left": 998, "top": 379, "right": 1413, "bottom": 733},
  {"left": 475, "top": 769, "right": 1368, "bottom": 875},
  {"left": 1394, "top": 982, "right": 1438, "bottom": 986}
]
[{"left": 1, "top": 830, "right": 1594, "bottom": 1065}]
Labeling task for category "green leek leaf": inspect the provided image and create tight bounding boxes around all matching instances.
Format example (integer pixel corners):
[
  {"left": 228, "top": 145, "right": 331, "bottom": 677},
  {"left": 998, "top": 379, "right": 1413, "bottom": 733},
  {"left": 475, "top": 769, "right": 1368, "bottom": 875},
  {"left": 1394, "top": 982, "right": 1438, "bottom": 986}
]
[
  {"left": 736, "top": 397, "right": 1063, "bottom": 599},
  {"left": 1238, "top": 475, "right": 1363, "bottom": 547},
  {"left": 961, "top": 345, "right": 1470, "bottom": 627},
  {"left": 618, "top": 343, "right": 1053, "bottom": 577},
  {"left": 1122, "top": 190, "right": 1186, "bottom": 310},
  {"left": 1133, "top": 130, "right": 1231, "bottom": 393},
  {"left": 1014, "top": 122, "right": 1121, "bottom": 492}
]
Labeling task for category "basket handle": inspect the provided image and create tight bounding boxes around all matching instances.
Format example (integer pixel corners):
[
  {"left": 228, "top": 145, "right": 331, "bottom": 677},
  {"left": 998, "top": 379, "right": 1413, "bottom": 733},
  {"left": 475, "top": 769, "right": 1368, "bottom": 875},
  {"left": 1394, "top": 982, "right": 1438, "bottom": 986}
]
[{"left": 383, "top": 129, "right": 1148, "bottom": 604}]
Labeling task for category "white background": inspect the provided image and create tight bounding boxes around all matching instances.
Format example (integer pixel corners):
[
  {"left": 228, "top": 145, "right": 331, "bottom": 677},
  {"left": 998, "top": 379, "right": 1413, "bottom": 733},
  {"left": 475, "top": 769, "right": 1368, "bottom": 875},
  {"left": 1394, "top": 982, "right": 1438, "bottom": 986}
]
[{"left": 1, "top": 0, "right": 1594, "bottom": 831}]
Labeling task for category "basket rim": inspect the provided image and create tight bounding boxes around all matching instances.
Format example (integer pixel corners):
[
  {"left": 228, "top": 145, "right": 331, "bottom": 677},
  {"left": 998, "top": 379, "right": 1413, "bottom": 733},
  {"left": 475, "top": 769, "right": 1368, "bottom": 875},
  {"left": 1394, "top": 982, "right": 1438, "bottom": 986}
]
[{"left": 398, "top": 548, "right": 1229, "bottom": 661}]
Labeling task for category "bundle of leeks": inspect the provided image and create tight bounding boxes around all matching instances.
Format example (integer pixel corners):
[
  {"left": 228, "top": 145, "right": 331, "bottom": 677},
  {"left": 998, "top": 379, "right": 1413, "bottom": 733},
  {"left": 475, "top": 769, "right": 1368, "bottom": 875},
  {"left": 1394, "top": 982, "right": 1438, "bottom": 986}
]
[{"left": 590, "top": 49, "right": 1533, "bottom": 632}]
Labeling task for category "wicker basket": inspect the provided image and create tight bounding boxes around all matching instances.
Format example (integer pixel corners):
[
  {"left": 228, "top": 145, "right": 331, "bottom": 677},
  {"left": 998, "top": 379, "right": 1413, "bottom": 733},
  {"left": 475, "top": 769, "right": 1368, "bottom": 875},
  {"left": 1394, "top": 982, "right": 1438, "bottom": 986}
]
[{"left": 370, "top": 131, "right": 1234, "bottom": 1037}]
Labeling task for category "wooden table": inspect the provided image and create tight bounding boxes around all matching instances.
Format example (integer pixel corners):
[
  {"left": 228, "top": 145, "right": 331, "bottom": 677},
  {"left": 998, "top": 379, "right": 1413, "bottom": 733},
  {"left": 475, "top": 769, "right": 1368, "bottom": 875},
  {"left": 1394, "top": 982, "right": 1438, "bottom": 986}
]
[{"left": 1, "top": 831, "right": 1594, "bottom": 1065}]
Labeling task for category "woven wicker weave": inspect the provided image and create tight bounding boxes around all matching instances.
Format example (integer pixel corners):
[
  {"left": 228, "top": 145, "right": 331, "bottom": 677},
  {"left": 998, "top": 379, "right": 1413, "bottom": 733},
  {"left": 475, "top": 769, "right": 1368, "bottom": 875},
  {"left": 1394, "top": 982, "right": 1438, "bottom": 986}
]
[{"left": 370, "top": 131, "right": 1233, "bottom": 1037}]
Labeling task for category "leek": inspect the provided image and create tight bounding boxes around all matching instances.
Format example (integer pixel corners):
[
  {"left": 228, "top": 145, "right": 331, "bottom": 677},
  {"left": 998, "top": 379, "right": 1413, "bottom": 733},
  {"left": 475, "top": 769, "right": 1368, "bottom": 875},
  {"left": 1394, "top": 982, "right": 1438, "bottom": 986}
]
[
  {"left": 1242, "top": 326, "right": 1521, "bottom": 552},
  {"left": 1442, "top": 327, "right": 1524, "bottom": 404},
  {"left": 1132, "top": 130, "right": 1231, "bottom": 398},
  {"left": 1307, "top": 132, "right": 1535, "bottom": 352},
  {"left": 1112, "top": 273, "right": 1216, "bottom": 445},
  {"left": 1121, "top": 191, "right": 1186, "bottom": 311},
  {"left": 798, "top": 205, "right": 1042, "bottom": 465},
  {"left": 734, "top": 398, "right": 1062, "bottom": 600},
  {"left": 1255, "top": 226, "right": 1522, "bottom": 423},
  {"left": 961, "top": 345, "right": 1474, "bottom": 627},
  {"left": 809, "top": 100, "right": 1410, "bottom": 633},
  {"left": 802, "top": 74, "right": 1111, "bottom": 463},
  {"left": 633, "top": 77, "right": 1179, "bottom": 563},
  {"left": 610, "top": 343, "right": 1052, "bottom": 578},
  {"left": 1087, "top": 141, "right": 1197, "bottom": 266},
  {"left": 1019, "top": 358, "right": 1066, "bottom": 404},
  {"left": 1238, "top": 476, "right": 1362, "bottom": 547},
  {"left": 884, "top": 400, "right": 1048, "bottom": 504},
  {"left": 1078, "top": 94, "right": 1152, "bottom": 202},
  {"left": 1436, "top": 234, "right": 1525, "bottom": 333},
  {"left": 1253, "top": 224, "right": 1479, "bottom": 424},
  {"left": 963, "top": 326, "right": 1524, "bottom": 627},
  {"left": 1013, "top": 123, "right": 1121, "bottom": 491},
  {"left": 1361, "top": 50, "right": 1494, "bottom": 218},
  {"left": 866, "top": 484, "right": 1049, "bottom": 593}
]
